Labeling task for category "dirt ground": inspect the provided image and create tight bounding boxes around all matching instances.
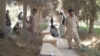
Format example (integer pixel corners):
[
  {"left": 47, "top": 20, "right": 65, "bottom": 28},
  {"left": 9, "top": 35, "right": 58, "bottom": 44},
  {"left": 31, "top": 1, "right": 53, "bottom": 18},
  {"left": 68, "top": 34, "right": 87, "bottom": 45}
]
[
  {"left": 76, "top": 28, "right": 100, "bottom": 56},
  {"left": 0, "top": 33, "right": 42, "bottom": 56}
]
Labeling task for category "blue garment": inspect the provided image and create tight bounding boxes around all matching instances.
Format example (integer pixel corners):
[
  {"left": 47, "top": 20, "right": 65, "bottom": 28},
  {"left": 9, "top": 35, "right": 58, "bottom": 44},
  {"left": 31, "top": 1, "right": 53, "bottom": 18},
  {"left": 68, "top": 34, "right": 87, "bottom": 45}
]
[{"left": 50, "top": 25, "right": 59, "bottom": 37}]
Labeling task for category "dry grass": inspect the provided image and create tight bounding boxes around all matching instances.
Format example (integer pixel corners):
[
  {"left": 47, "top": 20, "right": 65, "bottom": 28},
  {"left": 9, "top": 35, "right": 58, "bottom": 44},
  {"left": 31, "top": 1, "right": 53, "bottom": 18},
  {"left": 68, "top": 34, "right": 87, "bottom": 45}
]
[
  {"left": 76, "top": 27, "right": 100, "bottom": 56},
  {"left": 0, "top": 32, "right": 42, "bottom": 56},
  {"left": 76, "top": 45, "right": 100, "bottom": 56}
]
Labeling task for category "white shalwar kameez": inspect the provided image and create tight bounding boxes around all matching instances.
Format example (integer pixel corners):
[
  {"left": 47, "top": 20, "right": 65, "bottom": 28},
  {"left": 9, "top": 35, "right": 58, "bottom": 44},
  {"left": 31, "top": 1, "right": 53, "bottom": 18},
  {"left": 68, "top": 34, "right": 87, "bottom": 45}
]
[{"left": 59, "top": 14, "right": 66, "bottom": 37}]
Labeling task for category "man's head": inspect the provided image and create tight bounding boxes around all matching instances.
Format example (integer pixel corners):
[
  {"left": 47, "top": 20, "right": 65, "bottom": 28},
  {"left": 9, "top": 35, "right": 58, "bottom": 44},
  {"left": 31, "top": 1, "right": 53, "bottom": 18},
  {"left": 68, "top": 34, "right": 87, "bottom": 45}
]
[
  {"left": 6, "top": 10, "right": 9, "bottom": 14},
  {"left": 68, "top": 9, "right": 75, "bottom": 16},
  {"left": 59, "top": 12, "right": 63, "bottom": 15},
  {"left": 32, "top": 8, "right": 37, "bottom": 14},
  {"left": 20, "top": 12, "right": 22, "bottom": 14}
]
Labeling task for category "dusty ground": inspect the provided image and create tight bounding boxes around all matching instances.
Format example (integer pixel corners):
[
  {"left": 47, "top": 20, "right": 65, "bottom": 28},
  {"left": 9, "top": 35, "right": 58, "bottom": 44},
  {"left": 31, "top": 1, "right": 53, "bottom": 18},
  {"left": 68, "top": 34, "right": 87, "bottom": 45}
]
[
  {"left": 0, "top": 33, "right": 42, "bottom": 56},
  {"left": 76, "top": 28, "right": 100, "bottom": 56}
]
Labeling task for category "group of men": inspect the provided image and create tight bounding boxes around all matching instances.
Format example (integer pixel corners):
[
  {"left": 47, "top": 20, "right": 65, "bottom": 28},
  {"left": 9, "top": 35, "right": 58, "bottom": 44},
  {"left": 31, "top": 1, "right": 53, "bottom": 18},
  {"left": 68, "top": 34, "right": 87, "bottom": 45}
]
[
  {"left": 58, "top": 9, "right": 81, "bottom": 49},
  {"left": 0, "top": 10, "right": 22, "bottom": 38},
  {"left": 4, "top": 9, "right": 38, "bottom": 43},
  {"left": 6, "top": 10, "right": 23, "bottom": 35},
  {"left": 4, "top": 8, "right": 39, "bottom": 44},
  {"left": 4, "top": 8, "right": 82, "bottom": 48}
]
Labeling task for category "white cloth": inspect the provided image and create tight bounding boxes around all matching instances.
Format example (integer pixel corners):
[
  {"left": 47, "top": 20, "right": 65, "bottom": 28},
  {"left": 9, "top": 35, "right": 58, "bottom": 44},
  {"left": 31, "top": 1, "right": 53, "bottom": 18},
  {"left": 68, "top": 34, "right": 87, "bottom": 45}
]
[
  {"left": 59, "top": 25, "right": 65, "bottom": 36},
  {"left": 18, "top": 20, "right": 23, "bottom": 28},
  {"left": 59, "top": 14, "right": 66, "bottom": 36}
]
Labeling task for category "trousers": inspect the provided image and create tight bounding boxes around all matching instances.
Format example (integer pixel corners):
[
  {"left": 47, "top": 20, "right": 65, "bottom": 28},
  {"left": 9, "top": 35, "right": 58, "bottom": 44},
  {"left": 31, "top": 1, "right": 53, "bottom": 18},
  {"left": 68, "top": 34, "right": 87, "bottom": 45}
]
[{"left": 66, "top": 29, "right": 81, "bottom": 48}]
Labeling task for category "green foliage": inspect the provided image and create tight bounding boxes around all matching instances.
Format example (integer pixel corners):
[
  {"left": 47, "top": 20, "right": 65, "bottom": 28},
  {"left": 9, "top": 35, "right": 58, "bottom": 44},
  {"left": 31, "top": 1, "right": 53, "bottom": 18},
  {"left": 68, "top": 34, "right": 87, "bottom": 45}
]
[
  {"left": 96, "top": 0, "right": 100, "bottom": 10},
  {"left": 79, "top": 26, "right": 100, "bottom": 34},
  {"left": 78, "top": 45, "right": 92, "bottom": 52},
  {"left": 94, "top": 28, "right": 100, "bottom": 34},
  {"left": 76, "top": 45, "right": 100, "bottom": 56},
  {"left": 63, "top": 0, "right": 99, "bottom": 20},
  {"left": 79, "top": 26, "right": 88, "bottom": 32},
  {"left": 77, "top": 45, "right": 95, "bottom": 53},
  {"left": 39, "top": 22, "right": 48, "bottom": 31}
]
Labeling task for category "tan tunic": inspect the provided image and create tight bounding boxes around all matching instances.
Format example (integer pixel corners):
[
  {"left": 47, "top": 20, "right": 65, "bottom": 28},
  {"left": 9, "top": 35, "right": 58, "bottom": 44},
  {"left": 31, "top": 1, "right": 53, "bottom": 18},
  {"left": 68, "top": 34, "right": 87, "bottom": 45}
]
[
  {"left": 65, "top": 15, "right": 79, "bottom": 39},
  {"left": 29, "top": 15, "right": 38, "bottom": 33},
  {"left": 65, "top": 15, "right": 81, "bottom": 47}
]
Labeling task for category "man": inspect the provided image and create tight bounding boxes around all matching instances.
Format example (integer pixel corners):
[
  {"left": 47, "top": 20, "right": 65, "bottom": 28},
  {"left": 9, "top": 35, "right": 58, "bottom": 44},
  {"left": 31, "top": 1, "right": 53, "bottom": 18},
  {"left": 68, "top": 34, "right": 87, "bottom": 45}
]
[
  {"left": 65, "top": 9, "right": 81, "bottom": 49},
  {"left": 29, "top": 8, "right": 38, "bottom": 43},
  {"left": 18, "top": 12, "right": 23, "bottom": 20},
  {"left": 13, "top": 22, "right": 20, "bottom": 35},
  {"left": 59, "top": 12, "right": 66, "bottom": 38},
  {"left": 6, "top": 10, "right": 11, "bottom": 32},
  {"left": 50, "top": 16, "right": 54, "bottom": 25},
  {"left": 50, "top": 25, "right": 59, "bottom": 37},
  {"left": 18, "top": 12, "right": 23, "bottom": 27}
]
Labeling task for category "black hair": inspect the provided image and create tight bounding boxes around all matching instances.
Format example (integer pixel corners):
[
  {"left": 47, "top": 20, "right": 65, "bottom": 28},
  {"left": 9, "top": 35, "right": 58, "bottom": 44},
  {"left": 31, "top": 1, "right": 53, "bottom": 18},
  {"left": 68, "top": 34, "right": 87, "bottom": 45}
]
[
  {"left": 60, "top": 12, "right": 63, "bottom": 15},
  {"left": 68, "top": 9, "right": 74, "bottom": 13},
  {"left": 33, "top": 8, "right": 37, "bottom": 12},
  {"left": 6, "top": 10, "right": 9, "bottom": 13},
  {"left": 20, "top": 12, "right": 22, "bottom": 14},
  {"left": 51, "top": 25, "right": 55, "bottom": 29},
  {"left": 51, "top": 17, "right": 54, "bottom": 25},
  {"left": 16, "top": 22, "right": 20, "bottom": 26}
]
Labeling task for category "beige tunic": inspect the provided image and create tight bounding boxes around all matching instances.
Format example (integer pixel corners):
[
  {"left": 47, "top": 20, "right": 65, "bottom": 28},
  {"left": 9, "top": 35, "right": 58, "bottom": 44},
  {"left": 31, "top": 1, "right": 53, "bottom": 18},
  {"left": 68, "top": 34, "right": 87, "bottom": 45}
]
[
  {"left": 29, "top": 15, "right": 38, "bottom": 33},
  {"left": 29, "top": 14, "right": 38, "bottom": 42},
  {"left": 65, "top": 15, "right": 81, "bottom": 47},
  {"left": 65, "top": 15, "right": 79, "bottom": 38}
]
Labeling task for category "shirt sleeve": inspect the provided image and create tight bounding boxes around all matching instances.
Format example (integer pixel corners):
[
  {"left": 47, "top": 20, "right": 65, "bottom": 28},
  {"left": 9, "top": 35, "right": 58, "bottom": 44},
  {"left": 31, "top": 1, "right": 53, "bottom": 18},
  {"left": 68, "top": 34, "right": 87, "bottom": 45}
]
[
  {"left": 64, "top": 16, "right": 68, "bottom": 26},
  {"left": 29, "top": 16, "right": 32, "bottom": 24},
  {"left": 76, "top": 16, "right": 79, "bottom": 26}
]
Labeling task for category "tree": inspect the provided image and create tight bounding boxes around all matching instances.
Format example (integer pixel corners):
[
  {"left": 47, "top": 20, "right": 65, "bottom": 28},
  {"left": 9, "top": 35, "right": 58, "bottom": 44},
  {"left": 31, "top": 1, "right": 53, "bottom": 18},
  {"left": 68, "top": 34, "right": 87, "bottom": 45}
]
[
  {"left": 88, "top": 0, "right": 97, "bottom": 34},
  {"left": 0, "top": 0, "right": 6, "bottom": 33},
  {"left": 23, "top": 0, "right": 27, "bottom": 28},
  {"left": 16, "top": 0, "right": 28, "bottom": 46}
]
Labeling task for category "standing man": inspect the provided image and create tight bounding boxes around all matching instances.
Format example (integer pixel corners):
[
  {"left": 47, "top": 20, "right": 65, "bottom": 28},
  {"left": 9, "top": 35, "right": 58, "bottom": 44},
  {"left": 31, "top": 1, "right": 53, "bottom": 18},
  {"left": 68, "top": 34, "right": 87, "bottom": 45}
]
[
  {"left": 18, "top": 12, "right": 23, "bottom": 27},
  {"left": 29, "top": 8, "right": 38, "bottom": 43},
  {"left": 6, "top": 10, "right": 11, "bottom": 32},
  {"left": 50, "top": 16, "right": 54, "bottom": 25},
  {"left": 59, "top": 12, "right": 66, "bottom": 38},
  {"left": 18, "top": 12, "right": 23, "bottom": 20},
  {"left": 65, "top": 9, "right": 81, "bottom": 49}
]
